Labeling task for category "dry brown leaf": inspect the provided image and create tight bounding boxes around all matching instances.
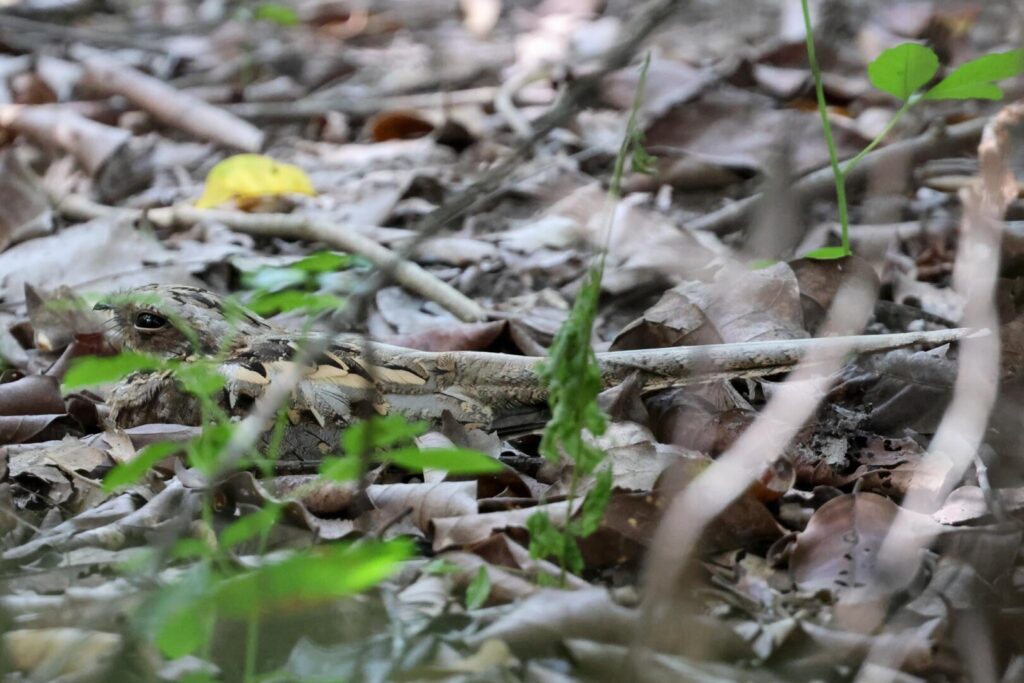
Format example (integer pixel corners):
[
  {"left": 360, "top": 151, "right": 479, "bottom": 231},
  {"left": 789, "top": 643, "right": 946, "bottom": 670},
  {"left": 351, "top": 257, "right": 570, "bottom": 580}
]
[
  {"left": 791, "top": 492, "right": 943, "bottom": 631},
  {"left": 0, "top": 375, "right": 64, "bottom": 416},
  {"left": 612, "top": 262, "right": 806, "bottom": 350},
  {"left": 431, "top": 500, "right": 575, "bottom": 552},
  {"left": 367, "top": 480, "right": 478, "bottom": 532}
]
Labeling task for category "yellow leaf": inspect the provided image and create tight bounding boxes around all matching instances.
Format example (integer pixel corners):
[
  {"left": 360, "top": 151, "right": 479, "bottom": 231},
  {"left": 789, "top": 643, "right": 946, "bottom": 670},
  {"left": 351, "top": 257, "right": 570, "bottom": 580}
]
[{"left": 195, "top": 154, "right": 315, "bottom": 209}]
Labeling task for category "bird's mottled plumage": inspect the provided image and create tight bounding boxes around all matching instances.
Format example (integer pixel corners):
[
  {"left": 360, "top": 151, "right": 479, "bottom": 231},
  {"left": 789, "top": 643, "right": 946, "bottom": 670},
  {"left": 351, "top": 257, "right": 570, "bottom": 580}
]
[
  {"left": 96, "top": 284, "right": 275, "bottom": 359},
  {"left": 96, "top": 284, "right": 970, "bottom": 459}
]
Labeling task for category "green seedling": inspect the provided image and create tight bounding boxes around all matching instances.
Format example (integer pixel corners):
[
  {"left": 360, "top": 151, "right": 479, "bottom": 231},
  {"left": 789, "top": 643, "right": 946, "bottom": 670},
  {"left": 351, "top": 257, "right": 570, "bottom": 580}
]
[
  {"left": 527, "top": 54, "right": 653, "bottom": 583},
  {"left": 801, "top": 0, "right": 1024, "bottom": 259}
]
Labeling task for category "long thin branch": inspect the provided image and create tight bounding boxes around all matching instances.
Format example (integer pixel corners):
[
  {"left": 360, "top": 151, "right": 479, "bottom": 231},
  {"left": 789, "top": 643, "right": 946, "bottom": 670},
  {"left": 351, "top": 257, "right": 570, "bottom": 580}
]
[
  {"left": 690, "top": 116, "right": 989, "bottom": 236},
  {"left": 50, "top": 193, "right": 486, "bottom": 322}
]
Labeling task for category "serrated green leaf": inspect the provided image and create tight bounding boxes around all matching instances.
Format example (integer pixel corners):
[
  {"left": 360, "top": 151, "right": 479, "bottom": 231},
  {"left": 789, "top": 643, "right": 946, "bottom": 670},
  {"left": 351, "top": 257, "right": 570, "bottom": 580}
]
[
  {"left": 104, "top": 441, "right": 183, "bottom": 491},
  {"left": 220, "top": 504, "right": 282, "bottom": 549},
  {"left": 924, "top": 49, "right": 1024, "bottom": 101},
  {"left": 63, "top": 352, "right": 164, "bottom": 389},
  {"left": 342, "top": 415, "right": 427, "bottom": 454},
  {"left": 465, "top": 566, "right": 491, "bottom": 609},
  {"left": 868, "top": 43, "right": 939, "bottom": 101},
  {"left": 579, "top": 469, "right": 613, "bottom": 536},
  {"left": 385, "top": 446, "right": 504, "bottom": 474},
  {"left": 803, "top": 246, "right": 851, "bottom": 260}
]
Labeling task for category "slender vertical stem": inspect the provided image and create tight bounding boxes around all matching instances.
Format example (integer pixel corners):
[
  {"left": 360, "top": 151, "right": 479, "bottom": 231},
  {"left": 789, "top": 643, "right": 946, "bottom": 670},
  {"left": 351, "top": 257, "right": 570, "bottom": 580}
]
[
  {"left": 841, "top": 97, "right": 915, "bottom": 175},
  {"left": 801, "top": 0, "right": 851, "bottom": 255}
]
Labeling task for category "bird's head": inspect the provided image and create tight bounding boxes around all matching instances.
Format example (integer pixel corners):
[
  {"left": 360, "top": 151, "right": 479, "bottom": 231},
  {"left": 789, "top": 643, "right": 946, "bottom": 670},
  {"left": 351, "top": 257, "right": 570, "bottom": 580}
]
[{"left": 94, "top": 284, "right": 274, "bottom": 359}]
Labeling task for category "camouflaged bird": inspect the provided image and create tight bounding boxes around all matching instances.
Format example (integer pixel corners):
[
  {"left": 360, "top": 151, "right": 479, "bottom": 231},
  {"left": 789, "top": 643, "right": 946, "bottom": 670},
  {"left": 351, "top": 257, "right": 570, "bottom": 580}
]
[{"left": 96, "top": 285, "right": 969, "bottom": 444}]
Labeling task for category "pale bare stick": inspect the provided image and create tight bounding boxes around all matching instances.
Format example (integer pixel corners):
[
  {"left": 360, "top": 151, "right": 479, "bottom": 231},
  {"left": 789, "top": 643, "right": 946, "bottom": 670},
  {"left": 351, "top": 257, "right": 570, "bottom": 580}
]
[
  {"left": 80, "top": 53, "right": 264, "bottom": 152},
  {"left": 853, "top": 100, "right": 1024, "bottom": 683},
  {"left": 636, "top": 267, "right": 879, "bottom": 660},
  {"left": 690, "top": 117, "right": 989, "bottom": 236},
  {"left": 49, "top": 193, "right": 486, "bottom": 322}
]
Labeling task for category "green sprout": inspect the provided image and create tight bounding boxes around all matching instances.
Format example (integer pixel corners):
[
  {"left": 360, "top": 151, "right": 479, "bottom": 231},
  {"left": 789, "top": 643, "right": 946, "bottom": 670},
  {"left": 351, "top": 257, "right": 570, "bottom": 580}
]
[{"left": 801, "top": 0, "right": 1024, "bottom": 259}]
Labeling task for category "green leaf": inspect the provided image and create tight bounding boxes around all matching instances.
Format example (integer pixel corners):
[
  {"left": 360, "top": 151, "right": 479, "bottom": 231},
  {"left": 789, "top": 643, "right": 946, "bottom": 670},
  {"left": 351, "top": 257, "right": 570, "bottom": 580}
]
[
  {"left": 213, "top": 540, "right": 411, "bottom": 616},
  {"left": 255, "top": 3, "right": 299, "bottom": 26},
  {"left": 803, "top": 246, "right": 851, "bottom": 260},
  {"left": 422, "top": 559, "right": 461, "bottom": 575},
  {"left": 320, "top": 455, "right": 361, "bottom": 482},
  {"left": 170, "top": 538, "right": 211, "bottom": 561},
  {"left": 579, "top": 469, "right": 613, "bottom": 536},
  {"left": 293, "top": 251, "right": 352, "bottom": 273},
  {"left": 748, "top": 259, "right": 778, "bottom": 270},
  {"left": 245, "top": 290, "right": 345, "bottom": 316},
  {"left": 868, "top": 43, "right": 939, "bottom": 101},
  {"left": 140, "top": 563, "right": 216, "bottom": 658},
  {"left": 527, "top": 511, "right": 565, "bottom": 561},
  {"left": 243, "top": 266, "right": 309, "bottom": 293},
  {"left": 465, "top": 566, "right": 491, "bottom": 610},
  {"left": 220, "top": 504, "right": 282, "bottom": 549},
  {"left": 187, "top": 421, "right": 236, "bottom": 474},
  {"left": 63, "top": 352, "right": 163, "bottom": 388},
  {"left": 924, "top": 49, "right": 1024, "bottom": 101},
  {"left": 342, "top": 415, "right": 427, "bottom": 454},
  {"left": 103, "top": 441, "right": 182, "bottom": 491},
  {"left": 174, "top": 361, "right": 226, "bottom": 398},
  {"left": 385, "top": 446, "right": 504, "bottom": 474}
]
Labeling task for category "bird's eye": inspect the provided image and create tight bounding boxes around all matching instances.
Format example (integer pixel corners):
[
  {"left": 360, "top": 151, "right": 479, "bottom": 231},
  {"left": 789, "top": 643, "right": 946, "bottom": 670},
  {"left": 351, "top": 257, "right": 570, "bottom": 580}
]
[{"left": 135, "top": 312, "right": 168, "bottom": 330}]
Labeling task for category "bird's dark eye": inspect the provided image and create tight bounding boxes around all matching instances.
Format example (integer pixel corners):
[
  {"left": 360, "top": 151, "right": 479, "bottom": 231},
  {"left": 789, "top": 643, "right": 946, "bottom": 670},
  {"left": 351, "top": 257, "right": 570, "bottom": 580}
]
[{"left": 135, "top": 312, "right": 168, "bottom": 330}]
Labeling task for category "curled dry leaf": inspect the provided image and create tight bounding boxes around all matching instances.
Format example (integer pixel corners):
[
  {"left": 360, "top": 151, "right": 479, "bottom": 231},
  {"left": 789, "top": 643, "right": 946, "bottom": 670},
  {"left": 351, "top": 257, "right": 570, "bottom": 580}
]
[
  {"left": 431, "top": 500, "right": 576, "bottom": 552},
  {"left": 612, "top": 262, "right": 806, "bottom": 350},
  {"left": 0, "top": 151, "right": 52, "bottom": 253},
  {"left": 439, "top": 550, "right": 538, "bottom": 604},
  {"left": 367, "top": 480, "right": 478, "bottom": 532},
  {"left": 466, "top": 588, "right": 636, "bottom": 658},
  {"left": 0, "top": 374, "right": 64, "bottom": 416},
  {"left": 791, "top": 492, "right": 944, "bottom": 631}
]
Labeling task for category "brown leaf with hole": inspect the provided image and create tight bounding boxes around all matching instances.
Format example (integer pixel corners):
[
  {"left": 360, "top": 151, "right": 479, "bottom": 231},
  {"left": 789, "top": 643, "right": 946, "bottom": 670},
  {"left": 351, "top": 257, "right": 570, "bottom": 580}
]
[{"left": 791, "top": 492, "right": 943, "bottom": 631}]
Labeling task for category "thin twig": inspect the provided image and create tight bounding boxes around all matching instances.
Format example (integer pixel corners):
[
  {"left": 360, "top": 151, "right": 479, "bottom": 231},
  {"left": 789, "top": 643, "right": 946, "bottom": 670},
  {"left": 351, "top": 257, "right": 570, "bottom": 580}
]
[
  {"left": 49, "top": 192, "right": 486, "bottom": 322},
  {"left": 690, "top": 116, "right": 989, "bottom": 236}
]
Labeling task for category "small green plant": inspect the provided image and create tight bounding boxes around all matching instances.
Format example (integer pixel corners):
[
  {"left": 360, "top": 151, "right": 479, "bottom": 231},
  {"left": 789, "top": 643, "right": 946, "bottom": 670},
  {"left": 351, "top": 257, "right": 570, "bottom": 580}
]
[
  {"left": 68, "top": 293, "right": 502, "bottom": 680},
  {"left": 527, "top": 55, "right": 652, "bottom": 583},
  {"left": 801, "top": 0, "right": 1024, "bottom": 260}
]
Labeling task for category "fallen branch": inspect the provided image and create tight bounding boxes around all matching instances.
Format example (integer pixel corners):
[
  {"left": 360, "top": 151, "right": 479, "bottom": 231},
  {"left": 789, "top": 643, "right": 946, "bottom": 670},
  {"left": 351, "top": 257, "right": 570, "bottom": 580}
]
[
  {"left": 0, "top": 104, "right": 152, "bottom": 202},
  {"left": 50, "top": 193, "right": 486, "bottom": 322},
  {"left": 690, "top": 116, "right": 990, "bottom": 236},
  {"left": 80, "top": 54, "right": 264, "bottom": 152}
]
